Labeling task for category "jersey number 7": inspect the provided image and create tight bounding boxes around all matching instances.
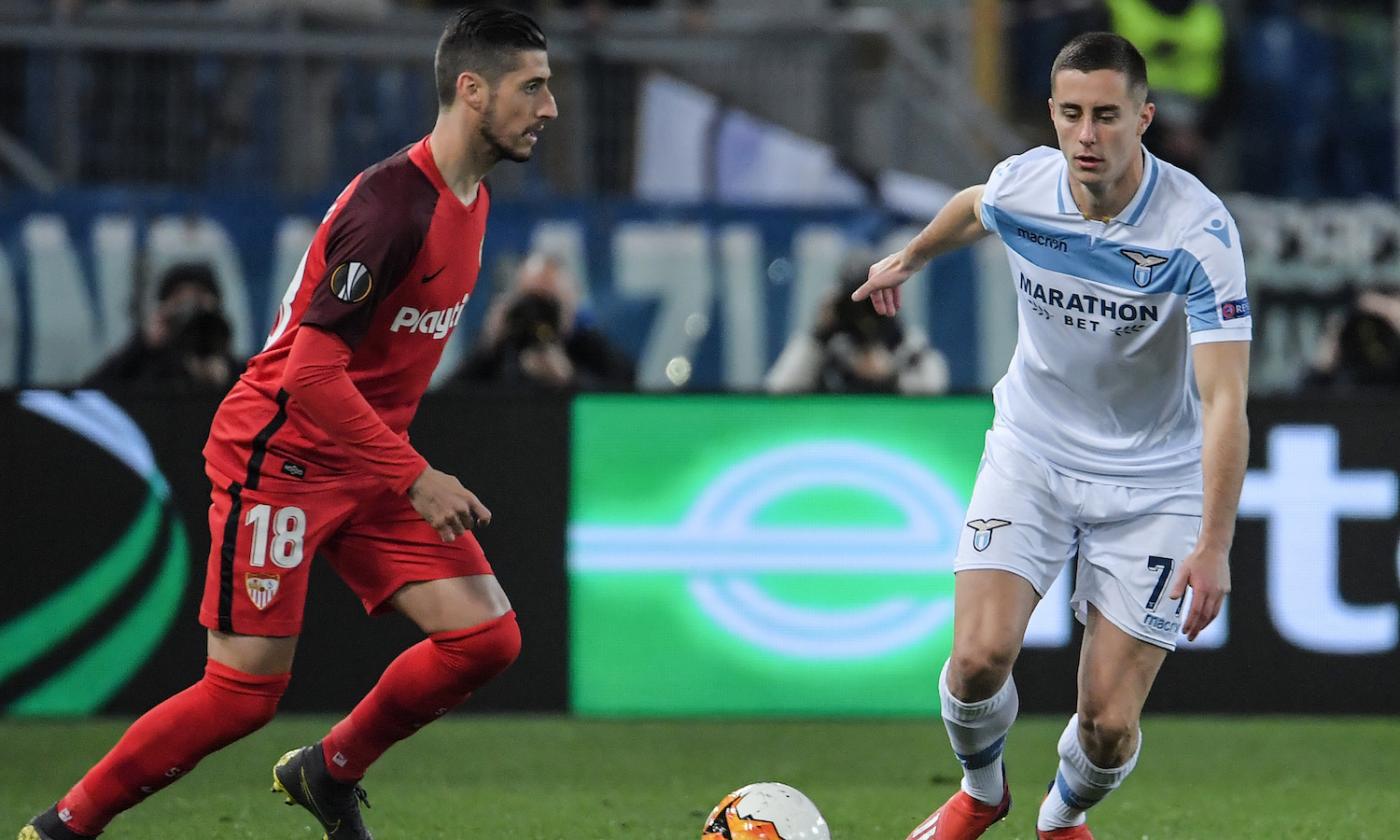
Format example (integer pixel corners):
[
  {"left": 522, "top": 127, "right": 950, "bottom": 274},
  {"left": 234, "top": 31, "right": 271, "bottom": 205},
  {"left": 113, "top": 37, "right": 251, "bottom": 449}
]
[{"left": 1145, "top": 555, "right": 1174, "bottom": 612}]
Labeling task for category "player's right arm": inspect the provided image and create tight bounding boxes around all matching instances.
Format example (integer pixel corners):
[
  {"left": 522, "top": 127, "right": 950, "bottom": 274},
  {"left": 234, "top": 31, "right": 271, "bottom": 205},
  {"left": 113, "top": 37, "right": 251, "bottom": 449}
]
[
  {"left": 282, "top": 327, "right": 490, "bottom": 542},
  {"left": 852, "top": 184, "right": 989, "bottom": 316}
]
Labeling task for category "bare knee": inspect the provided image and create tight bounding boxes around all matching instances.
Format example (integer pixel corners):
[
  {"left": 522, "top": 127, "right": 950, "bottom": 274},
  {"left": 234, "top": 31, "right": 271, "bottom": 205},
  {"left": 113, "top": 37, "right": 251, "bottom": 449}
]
[
  {"left": 208, "top": 630, "right": 297, "bottom": 675},
  {"left": 1076, "top": 706, "right": 1138, "bottom": 767},
  {"left": 946, "top": 647, "right": 1017, "bottom": 702},
  {"left": 396, "top": 575, "right": 513, "bottom": 634}
]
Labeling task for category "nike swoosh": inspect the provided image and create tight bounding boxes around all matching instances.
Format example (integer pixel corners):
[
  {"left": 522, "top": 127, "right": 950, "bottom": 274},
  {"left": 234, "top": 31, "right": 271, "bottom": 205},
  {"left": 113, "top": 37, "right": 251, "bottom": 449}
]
[
  {"left": 301, "top": 768, "right": 338, "bottom": 831},
  {"left": 420, "top": 266, "right": 446, "bottom": 284}
]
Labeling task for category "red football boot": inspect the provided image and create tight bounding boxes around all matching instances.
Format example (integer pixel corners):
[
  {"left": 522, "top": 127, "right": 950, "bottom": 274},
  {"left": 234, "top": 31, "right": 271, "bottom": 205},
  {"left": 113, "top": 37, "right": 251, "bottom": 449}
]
[{"left": 904, "top": 773, "right": 1011, "bottom": 840}]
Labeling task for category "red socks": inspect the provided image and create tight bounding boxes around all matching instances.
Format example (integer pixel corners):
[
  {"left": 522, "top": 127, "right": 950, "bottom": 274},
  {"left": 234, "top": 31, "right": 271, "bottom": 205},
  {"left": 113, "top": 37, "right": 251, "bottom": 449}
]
[
  {"left": 320, "top": 610, "right": 521, "bottom": 781},
  {"left": 56, "top": 658, "right": 289, "bottom": 836},
  {"left": 49, "top": 614, "right": 519, "bottom": 833}
]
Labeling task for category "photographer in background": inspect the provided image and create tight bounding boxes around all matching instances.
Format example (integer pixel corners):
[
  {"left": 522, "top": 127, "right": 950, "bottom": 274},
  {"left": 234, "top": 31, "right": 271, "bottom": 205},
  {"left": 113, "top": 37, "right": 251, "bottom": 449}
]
[
  {"left": 1303, "top": 289, "right": 1400, "bottom": 391},
  {"left": 766, "top": 255, "right": 948, "bottom": 395},
  {"left": 85, "top": 262, "right": 238, "bottom": 391},
  {"left": 161, "top": 308, "right": 239, "bottom": 392},
  {"left": 457, "top": 253, "right": 634, "bottom": 390}
]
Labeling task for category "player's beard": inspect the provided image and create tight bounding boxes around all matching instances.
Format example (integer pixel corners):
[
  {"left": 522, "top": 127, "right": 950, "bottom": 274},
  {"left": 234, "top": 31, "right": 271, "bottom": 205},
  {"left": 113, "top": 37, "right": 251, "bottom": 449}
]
[{"left": 479, "top": 97, "right": 532, "bottom": 164}]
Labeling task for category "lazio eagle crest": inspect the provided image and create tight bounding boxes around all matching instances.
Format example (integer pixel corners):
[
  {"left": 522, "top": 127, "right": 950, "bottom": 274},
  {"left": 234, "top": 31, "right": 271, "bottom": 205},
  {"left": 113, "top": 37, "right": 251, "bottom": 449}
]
[
  {"left": 1120, "top": 249, "right": 1168, "bottom": 288},
  {"left": 965, "top": 518, "right": 1012, "bottom": 552}
]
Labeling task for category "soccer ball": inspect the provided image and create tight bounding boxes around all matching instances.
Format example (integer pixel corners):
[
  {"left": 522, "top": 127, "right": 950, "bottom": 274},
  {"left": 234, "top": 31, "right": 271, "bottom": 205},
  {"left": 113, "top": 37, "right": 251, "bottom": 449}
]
[{"left": 701, "top": 782, "right": 831, "bottom": 840}]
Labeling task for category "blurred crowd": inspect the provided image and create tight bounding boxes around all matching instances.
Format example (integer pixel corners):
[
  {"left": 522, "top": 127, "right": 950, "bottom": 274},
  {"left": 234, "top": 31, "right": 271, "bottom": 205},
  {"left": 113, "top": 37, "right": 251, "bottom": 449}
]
[
  {"left": 1302, "top": 289, "right": 1400, "bottom": 392},
  {"left": 456, "top": 254, "right": 635, "bottom": 391},
  {"left": 85, "top": 251, "right": 955, "bottom": 396},
  {"left": 85, "top": 264, "right": 238, "bottom": 393},
  {"left": 766, "top": 256, "right": 948, "bottom": 396},
  {"left": 3, "top": 0, "right": 1389, "bottom": 198},
  {"left": 8, "top": 0, "right": 1400, "bottom": 396}
]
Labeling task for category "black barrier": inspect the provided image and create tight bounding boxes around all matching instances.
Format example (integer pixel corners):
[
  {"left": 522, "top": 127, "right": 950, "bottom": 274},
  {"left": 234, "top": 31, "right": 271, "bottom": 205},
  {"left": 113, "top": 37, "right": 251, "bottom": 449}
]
[
  {"left": 4, "top": 392, "right": 1400, "bottom": 715},
  {"left": 1180, "top": 398, "right": 1400, "bottom": 713},
  {"left": 1, "top": 390, "right": 570, "bottom": 715}
]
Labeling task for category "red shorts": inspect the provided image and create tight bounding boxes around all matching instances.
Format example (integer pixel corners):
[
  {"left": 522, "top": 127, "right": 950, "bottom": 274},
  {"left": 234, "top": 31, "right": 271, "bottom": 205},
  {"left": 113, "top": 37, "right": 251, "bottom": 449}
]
[{"left": 198, "top": 462, "right": 493, "bottom": 636}]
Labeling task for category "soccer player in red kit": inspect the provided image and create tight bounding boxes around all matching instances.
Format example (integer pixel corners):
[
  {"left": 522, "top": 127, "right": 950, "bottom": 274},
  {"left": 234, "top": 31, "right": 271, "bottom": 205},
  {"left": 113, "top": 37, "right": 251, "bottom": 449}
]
[{"left": 20, "top": 9, "right": 556, "bottom": 840}]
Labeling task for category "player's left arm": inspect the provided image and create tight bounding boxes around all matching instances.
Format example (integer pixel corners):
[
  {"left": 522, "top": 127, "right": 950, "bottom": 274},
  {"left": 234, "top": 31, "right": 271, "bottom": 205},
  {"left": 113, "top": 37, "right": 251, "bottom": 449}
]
[
  {"left": 1171, "top": 339, "right": 1249, "bottom": 641},
  {"left": 1171, "top": 205, "right": 1251, "bottom": 642}
]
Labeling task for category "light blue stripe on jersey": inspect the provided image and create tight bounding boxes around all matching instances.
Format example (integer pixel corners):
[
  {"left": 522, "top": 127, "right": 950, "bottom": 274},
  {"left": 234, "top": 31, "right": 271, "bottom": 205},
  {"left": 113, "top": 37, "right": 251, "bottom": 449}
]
[
  {"left": 990, "top": 205, "right": 1222, "bottom": 329},
  {"left": 1124, "top": 156, "right": 1161, "bottom": 226},
  {"left": 1056, "top": 151, "right": 1160, "bottom": 226},
  {"left": 1186, "top": 272, "right": 1223, "bottom": 332}
]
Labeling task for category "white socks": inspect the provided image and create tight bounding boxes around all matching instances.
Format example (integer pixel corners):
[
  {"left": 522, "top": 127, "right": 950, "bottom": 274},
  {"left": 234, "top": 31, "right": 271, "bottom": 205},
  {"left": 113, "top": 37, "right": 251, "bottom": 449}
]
[
  {"left": 939, "top": 659, "right": 1019, "bottom": 806},
  {"left": 1037, "top": 714, "right": 1140, "bottom": 830}
]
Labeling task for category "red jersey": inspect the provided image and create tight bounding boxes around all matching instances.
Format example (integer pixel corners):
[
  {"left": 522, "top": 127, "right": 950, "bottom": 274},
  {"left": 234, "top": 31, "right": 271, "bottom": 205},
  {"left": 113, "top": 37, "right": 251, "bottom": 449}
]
[{"left": 205, "top": 136, "right": 487, "bottom": 491}]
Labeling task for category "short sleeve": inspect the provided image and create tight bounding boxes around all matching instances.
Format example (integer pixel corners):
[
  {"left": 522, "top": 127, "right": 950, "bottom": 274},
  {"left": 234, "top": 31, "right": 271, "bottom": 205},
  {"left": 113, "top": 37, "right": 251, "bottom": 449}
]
[
  {"left": 1184, "top": 209, "right": 1251, "bottom": 344},
  {"left": 979, "top": 154, "right": 1021, "bottom": 235},
  {"left": 302, "top": 171, "right": 436, "bottom": 348}
]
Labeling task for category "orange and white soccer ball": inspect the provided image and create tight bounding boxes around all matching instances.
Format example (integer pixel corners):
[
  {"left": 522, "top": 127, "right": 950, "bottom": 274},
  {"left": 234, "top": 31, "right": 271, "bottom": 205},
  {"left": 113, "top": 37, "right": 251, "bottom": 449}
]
[{"left": 702, "top": 782, "right": 831, "bottom": 840}]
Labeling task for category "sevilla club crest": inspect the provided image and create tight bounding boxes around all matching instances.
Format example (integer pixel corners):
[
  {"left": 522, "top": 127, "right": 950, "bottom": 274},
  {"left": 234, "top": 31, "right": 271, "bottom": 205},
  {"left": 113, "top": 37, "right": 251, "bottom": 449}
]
[{"left": 245, "top": 573, "right": 281, "bottom": 611}]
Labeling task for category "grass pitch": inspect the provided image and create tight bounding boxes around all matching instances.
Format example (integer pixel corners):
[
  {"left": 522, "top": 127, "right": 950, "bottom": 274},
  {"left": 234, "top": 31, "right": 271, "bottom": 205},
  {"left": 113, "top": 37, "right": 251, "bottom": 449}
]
[{"left": 4, "top": 715, "right": 1398, "bottom": 839}]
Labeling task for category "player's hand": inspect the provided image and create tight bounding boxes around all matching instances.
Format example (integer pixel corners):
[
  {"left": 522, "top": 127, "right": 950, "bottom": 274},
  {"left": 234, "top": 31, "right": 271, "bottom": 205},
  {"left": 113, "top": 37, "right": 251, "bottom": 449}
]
[
  {"left": 851, "top": 250, "right": 920, "bottom": 317},
  {"left": 1169, "top": 544, "right": 1231, "bottom": 641},
  {"left": 407, "top": 467, "right": 493, "bottom": 542}
]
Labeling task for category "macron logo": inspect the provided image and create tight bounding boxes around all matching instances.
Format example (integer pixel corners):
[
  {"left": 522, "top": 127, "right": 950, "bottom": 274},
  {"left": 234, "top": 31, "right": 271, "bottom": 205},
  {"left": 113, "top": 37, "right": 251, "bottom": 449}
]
[
  {"left": 389, "top": 293, "right": 469, "bottom": 340},
  {"left": 1016, "top": 226, "right": 1068, "bottom": 252}
]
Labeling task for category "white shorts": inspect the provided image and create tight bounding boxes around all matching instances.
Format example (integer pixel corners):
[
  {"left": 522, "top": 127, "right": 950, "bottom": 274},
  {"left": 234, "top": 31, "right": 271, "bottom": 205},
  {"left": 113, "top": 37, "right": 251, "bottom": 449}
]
[{"left": 954, "top": 428, "right": 1203, "bottom": 651}]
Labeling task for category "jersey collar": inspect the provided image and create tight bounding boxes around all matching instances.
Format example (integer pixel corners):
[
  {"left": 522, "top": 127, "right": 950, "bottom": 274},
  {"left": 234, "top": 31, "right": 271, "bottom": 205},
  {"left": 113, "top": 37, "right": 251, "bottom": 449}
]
[
  {"left": 1056, "top": 148, "right": 1160, "bottom": 226},
  {"left": 411, "top": 135, "right": 483, "bottom": 212}
]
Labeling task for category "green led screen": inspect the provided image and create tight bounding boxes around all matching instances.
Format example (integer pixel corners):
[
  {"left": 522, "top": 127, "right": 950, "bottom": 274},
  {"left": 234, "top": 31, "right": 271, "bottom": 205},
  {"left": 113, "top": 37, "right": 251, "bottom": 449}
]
[{"left": 569, "top": 394, "right": 995, "bottom": 716}]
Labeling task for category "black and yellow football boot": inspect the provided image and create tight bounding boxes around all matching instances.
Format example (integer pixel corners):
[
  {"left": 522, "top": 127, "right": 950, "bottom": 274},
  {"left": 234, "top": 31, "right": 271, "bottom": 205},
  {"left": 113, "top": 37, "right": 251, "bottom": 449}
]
[
  {"left": 18, "top": 807, "right": 93, "bottom": 840},
  {"left": 271, "top": 743, "right": 373, "bottom": 840}
]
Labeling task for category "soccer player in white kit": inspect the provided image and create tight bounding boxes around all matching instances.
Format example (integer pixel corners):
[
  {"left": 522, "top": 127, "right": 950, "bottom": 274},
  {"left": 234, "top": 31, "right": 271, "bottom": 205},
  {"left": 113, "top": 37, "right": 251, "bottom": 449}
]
[{"left": 853, "top": 33, "right": 1250, "bottom": 840}]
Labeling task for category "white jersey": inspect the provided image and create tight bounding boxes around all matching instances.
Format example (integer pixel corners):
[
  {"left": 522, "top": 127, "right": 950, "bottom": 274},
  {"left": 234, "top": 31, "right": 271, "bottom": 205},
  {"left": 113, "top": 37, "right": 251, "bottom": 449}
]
[{"left": 980, "top": 146, "right": 1251, "bottom": 487}]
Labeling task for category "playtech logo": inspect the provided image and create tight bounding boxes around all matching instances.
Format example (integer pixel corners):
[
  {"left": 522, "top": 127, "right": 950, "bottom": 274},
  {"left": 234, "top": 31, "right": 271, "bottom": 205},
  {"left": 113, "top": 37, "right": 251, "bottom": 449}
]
[{"left": 389, "top": 292, "right": 470, "bottom": 340}]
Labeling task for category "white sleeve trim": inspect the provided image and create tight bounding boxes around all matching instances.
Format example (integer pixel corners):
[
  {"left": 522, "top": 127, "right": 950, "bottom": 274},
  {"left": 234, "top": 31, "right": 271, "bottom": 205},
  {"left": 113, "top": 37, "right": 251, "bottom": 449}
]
[{"left": 1189, "top": 327, "right": 1252, "bottom": 345}]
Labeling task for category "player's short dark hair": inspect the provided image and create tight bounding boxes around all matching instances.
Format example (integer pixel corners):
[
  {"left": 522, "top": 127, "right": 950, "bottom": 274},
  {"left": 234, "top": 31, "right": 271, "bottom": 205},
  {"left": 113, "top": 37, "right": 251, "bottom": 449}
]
[
  {"left": 435, "top": 7, "right": 548, "bottom": 107},
  {"left": 1050, "top": 32, "right": 1149, "bottom": 101}
]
